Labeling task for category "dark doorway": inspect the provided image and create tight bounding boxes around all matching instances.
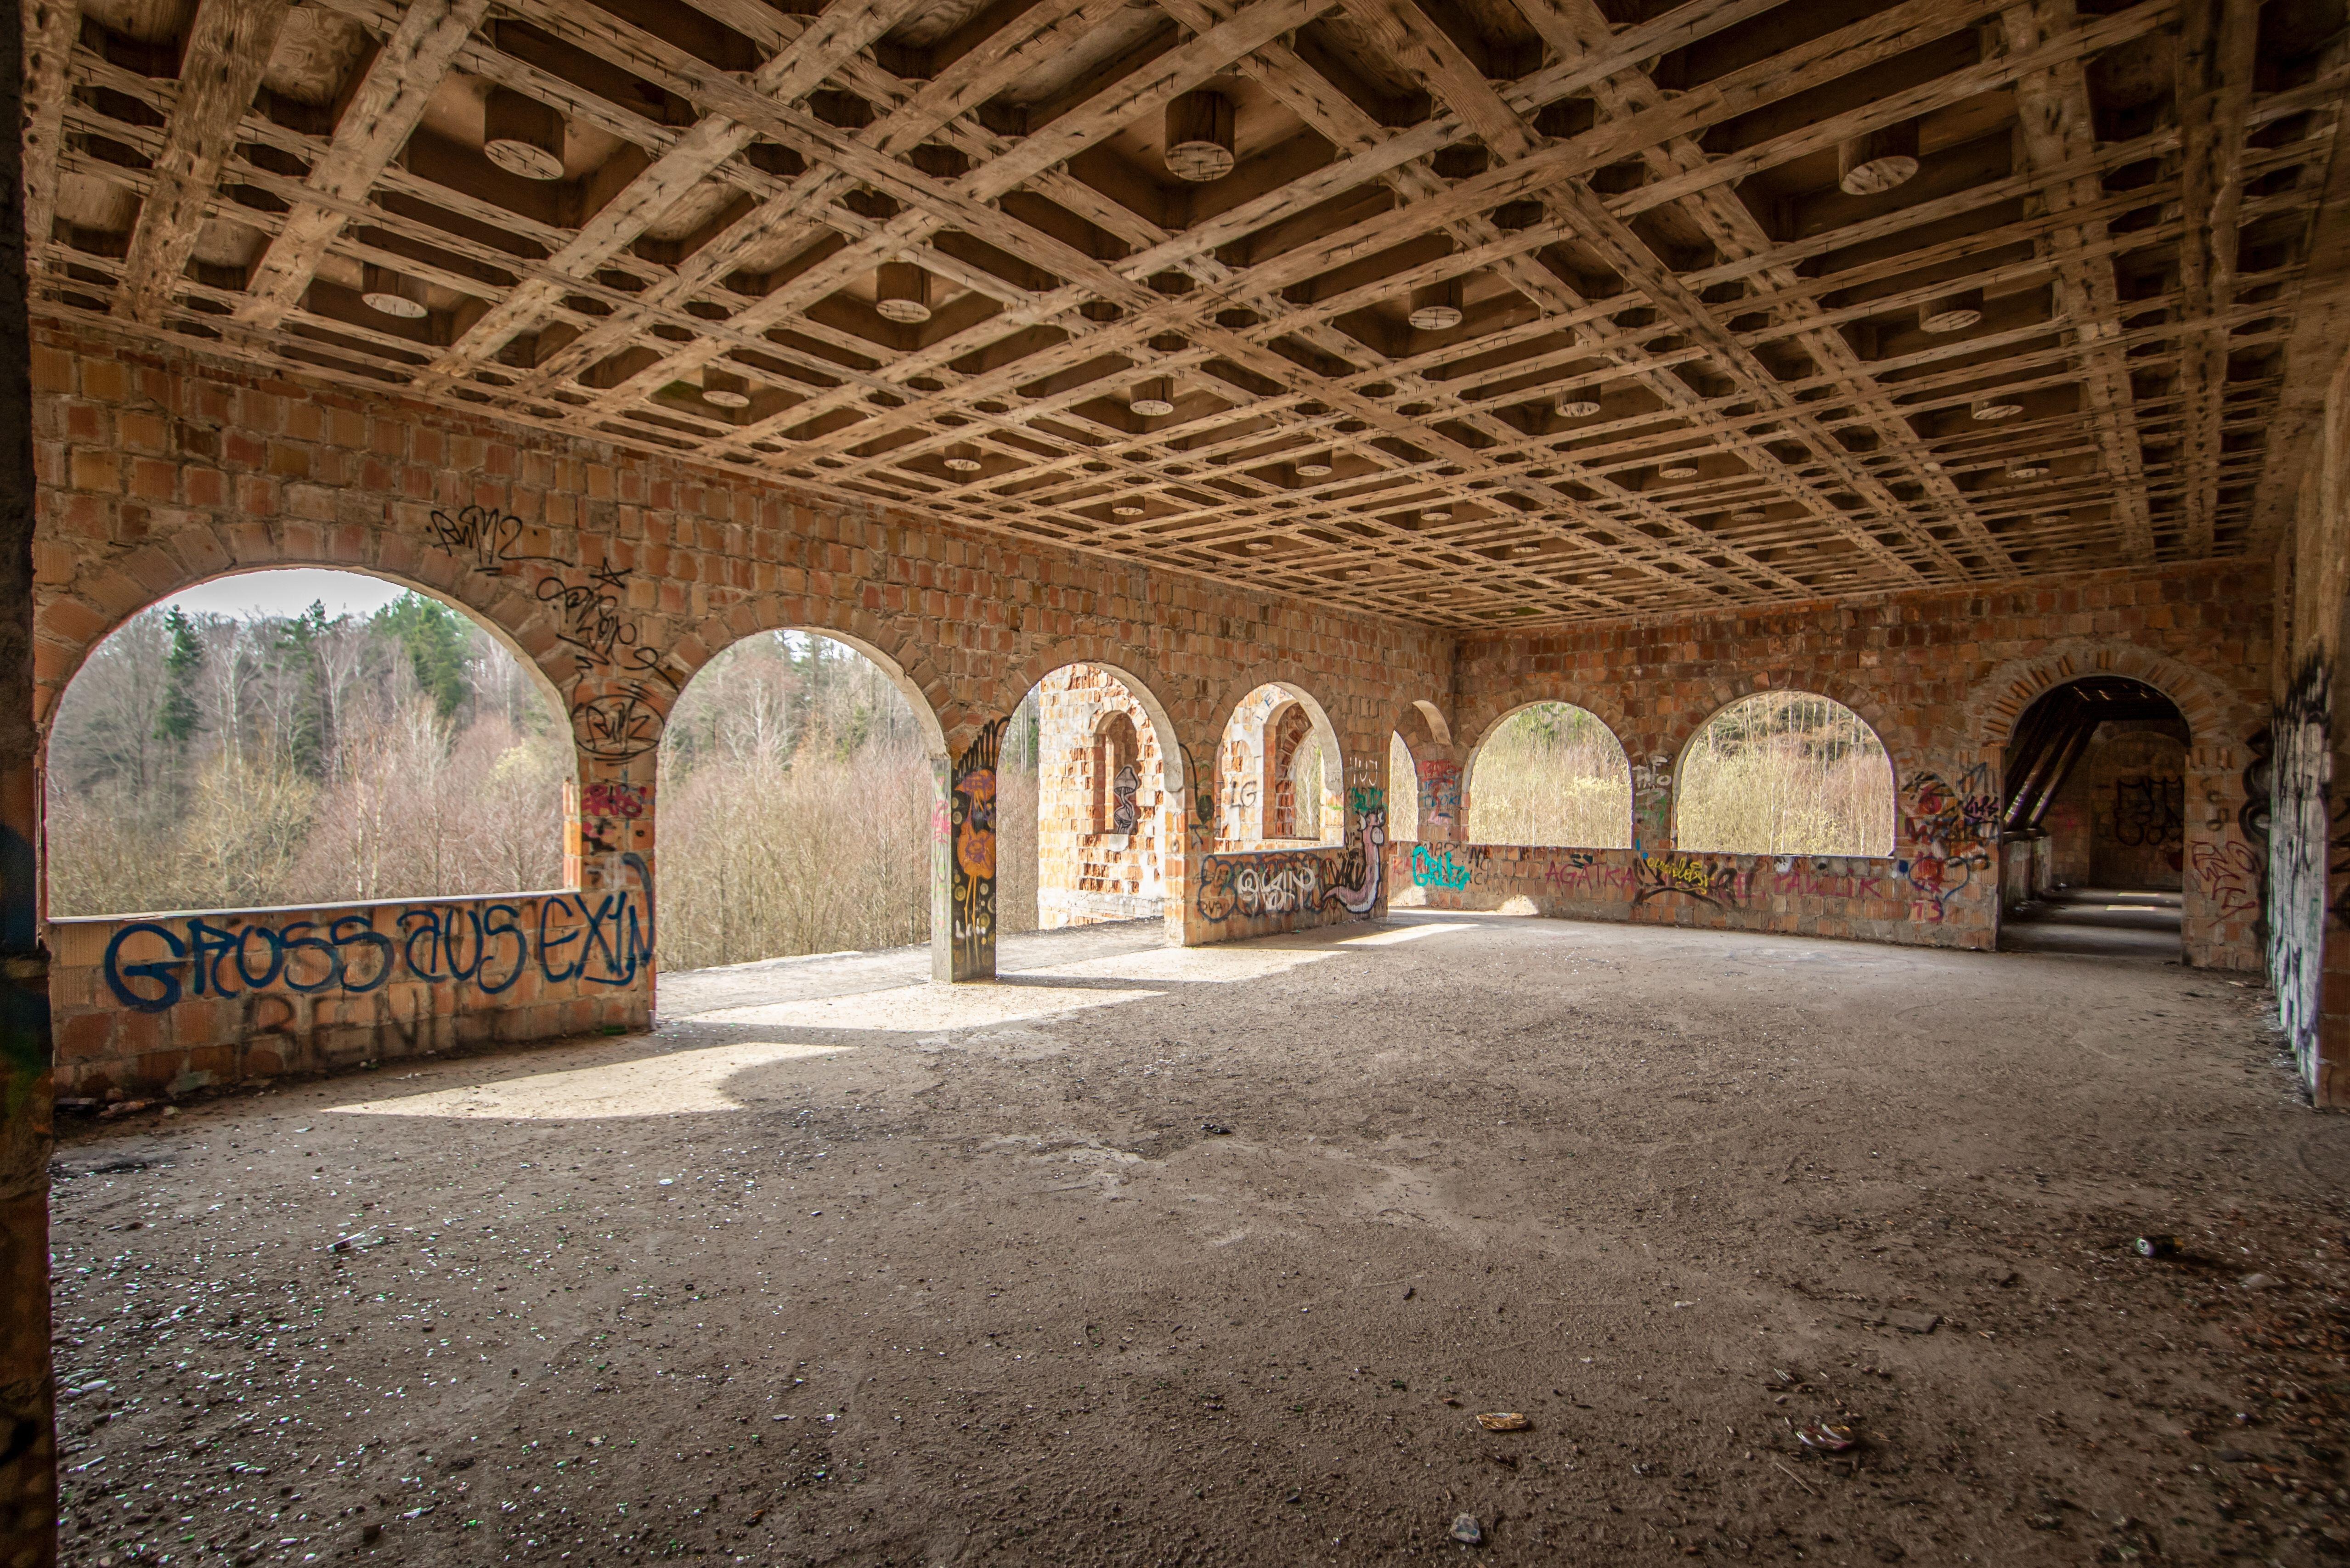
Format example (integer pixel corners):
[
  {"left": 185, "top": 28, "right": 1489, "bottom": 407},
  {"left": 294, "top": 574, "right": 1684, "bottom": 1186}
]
[{"left": 1999, "top": 677, "right": 2188, "bottom": 959}]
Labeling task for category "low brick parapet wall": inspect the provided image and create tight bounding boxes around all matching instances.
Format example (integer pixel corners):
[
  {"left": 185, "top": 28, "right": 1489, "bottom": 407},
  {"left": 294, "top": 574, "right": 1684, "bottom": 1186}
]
[{"left": 49, "top": 886, "right": 652, "bottom": 1098}]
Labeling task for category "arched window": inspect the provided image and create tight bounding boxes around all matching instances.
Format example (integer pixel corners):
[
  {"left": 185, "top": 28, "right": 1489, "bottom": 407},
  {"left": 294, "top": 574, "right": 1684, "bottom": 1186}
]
[
  {"left": 1265, "top": 702, "right": 1317, "bottom": 839},
  {"left": 658, "top": 630, "right": 936, "bottom": 967},
  {"left": 1467, "top": 701, "right": 1632, "bottom": 848},
  {"left": 1093, "top": 711, "right": 1141, "bottom": 834},
  {"left": 1387, "top": 732, "right": 1420, "bottom": 841},
  {"left": 45, "top": 569, "right": 572, "bottom": 917},
  {"left": 1675, "top": 692, "right": 1894, "bottom": 856}
]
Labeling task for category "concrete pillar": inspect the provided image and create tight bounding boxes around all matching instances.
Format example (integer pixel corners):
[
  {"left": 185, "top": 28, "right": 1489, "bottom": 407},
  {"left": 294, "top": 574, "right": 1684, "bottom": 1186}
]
[
  {"left": 0, "top": 0, "right": 58, "bottom": 1551},
  {"left": 934, "top": 718, "right": 1005, "bottom": 981}
]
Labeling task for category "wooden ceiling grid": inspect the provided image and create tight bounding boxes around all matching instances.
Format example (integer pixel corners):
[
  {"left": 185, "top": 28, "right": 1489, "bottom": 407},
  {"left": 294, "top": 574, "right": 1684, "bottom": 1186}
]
[{"left": 25, "top": 0, "right": 2350, "bottom": 628}]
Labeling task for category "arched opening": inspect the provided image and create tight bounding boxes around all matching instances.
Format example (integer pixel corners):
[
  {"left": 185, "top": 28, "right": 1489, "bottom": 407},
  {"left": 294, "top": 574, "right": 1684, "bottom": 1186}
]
[
  {"left": 45, "top": 568, "right": 573, "bottom": 916},
  {"left": 655, "top": 630, "right": 942, "bottom": 970},
  {"left": 1006, "top": 662, "right": 1172, "bottom": 931},
  {"left": 1675, "top": 692, "right": 1894, "bottom": 856},
  {"left": 1998, "top": 675, "right": 2190, "bottom": 958},
  {"left": 1465, "top": 701, "right": 1632, "bottom": 848},
  {"left": 1215, "top": 683, "right": 1343, "bottom": 849},
  {"left": 1387, "top": 731, "right": 1420, "bottom": 843}
]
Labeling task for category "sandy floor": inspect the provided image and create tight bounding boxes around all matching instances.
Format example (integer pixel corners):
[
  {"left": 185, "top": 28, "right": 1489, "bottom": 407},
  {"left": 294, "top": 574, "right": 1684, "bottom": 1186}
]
[{"left": 44, "top": 912, "right": 2350, "bottom": 1567}]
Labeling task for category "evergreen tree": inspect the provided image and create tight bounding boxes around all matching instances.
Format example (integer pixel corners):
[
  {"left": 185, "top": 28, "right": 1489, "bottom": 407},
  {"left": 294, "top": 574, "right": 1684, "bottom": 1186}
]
[
  {"left": 154, "top": 606, "right": 203, "bottom": 746},
  {"left": 372, "top": 592, "right": 469, "bottom": 721},
  {"left": 274, "top": 600, "right": 337, "bottom": 779}
]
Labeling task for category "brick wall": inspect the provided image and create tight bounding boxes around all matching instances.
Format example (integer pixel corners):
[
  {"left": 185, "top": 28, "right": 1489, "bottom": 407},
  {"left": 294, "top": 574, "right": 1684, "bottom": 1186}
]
[
  {"left": 50, "top": 887, "right": 646, "bottom": 1098},
  {"left": 27, "top": 320, "right": 2292, "bottom": 1088},
  {"left": 2042, "top": 725, "right": 2189, "bottom": 891},
  {"left": 1449, "top": 569, "right": 2272, "bottom": 963},
  {"left": 1035, "top": 664, "right": 1166, "bottom": 928}
]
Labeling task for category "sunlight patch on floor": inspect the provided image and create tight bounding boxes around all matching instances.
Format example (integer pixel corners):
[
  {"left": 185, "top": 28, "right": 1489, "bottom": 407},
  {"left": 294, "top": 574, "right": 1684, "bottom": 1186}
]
[
  {"left": 1337, "top": 922, "right": 1475, "bottom": 946},
  {"left": 327, "top": 1041, "right": 851, "bottom": 1120},
  {"left": 682, "top": 982, "right": 1164, "bottom": 1032},
  {"left": 1012, "top": 947, "right": 1337, "bottom": 983}
]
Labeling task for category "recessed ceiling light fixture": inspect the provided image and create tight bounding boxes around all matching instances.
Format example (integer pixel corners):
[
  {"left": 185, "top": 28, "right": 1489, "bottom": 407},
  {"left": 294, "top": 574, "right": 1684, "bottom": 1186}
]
[
  {"left": 1408, "top": 278, "right": 1464, "bottom": 332},
  {"left": 1130, "top": 378, "right": 1176, "bottom": 417},
  {"left": 1920, "top": 287, "right": 1984, "bottom": 333},
  {"left": 1838, "top": 120, "right": 1920, "bottom": 195},
  {"left": 1110, "top": 498, "right": 1146, "bottom": 517},
  {"left": 1658, "top": 462, "right": 1700, "bottom": 479},
  {"left": 484, "top": 88, "right": 566, "bottom": 180},
  {"left": 1971, "top": 397, "right": 2022, "bottom": 421},
  {"left": 1165, "top": 90, "right": 1236, "bottom": 182},
  {"left": 876, "top": 260, "right": 932, "bottom": 324},
  {"left": 700, "top": 369, "right": 751, "bottom": 408},
  {"left": 1295, "top": 450, "right": 1333, "bottom": 478},
  {"left": 2006, "top": 459, "right": 2050, "bottom": 479},
  {"left": 943, "top": 443, "right": 983, "bottom": 472},
  {"left": 361, "top": 264, "right": 428, "bottom": 319},
  {"left": 1557, "top": 397, "right": 1601, "bottom": 418}
]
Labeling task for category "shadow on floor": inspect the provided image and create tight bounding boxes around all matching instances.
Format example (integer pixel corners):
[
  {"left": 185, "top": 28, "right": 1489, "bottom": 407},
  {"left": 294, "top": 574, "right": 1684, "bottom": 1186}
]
[{"left": 2002, "top": 885, "right": 2182, "bottom": 959}]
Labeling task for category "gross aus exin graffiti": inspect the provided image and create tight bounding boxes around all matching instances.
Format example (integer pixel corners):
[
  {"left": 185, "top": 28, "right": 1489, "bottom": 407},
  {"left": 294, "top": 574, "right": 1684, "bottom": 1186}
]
[
  {"left": 1194, "top": 851, "right": 1325, "bottom": 922},
  {"left": 949, "top": 719, "right": 1005, "bottom": 971},
  {"left": 101, "top": 855, "right": 658, "bottom": 1013}
]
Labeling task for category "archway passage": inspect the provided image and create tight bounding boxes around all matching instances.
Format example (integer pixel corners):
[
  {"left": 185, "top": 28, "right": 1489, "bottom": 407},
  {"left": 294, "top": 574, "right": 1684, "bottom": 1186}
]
[
  {"left": 1022, "top": 663, "right": 1169, "bottom": 930},
  {"left": 1999, "top": 676, "right": 2190, "bottom": 959},
  {"left": 1216, "top": 684, "right": 1343, "bottom": 850},
  {"left": 656, "top": 631, "right": 937, "bottom": 969},
  {"left": 46, "top": 569, "right": 573, "bottom": 917}
]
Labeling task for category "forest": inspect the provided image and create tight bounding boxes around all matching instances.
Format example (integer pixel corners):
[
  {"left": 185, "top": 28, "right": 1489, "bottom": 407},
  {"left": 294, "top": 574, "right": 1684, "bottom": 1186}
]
[{"left": 46, "top": 592, "right": 569, "bottom": 918}]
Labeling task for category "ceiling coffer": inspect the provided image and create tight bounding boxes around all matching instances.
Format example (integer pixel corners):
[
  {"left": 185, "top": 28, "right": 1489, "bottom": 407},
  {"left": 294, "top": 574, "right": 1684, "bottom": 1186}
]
[
  {"left": 1836, "top": 120, "right": 1919, "bottom": 196},
  {"left": 1165, "top": 90, "right": 1236, "bottom": 183},
  {"left": 876, "top": 261, "right": 933, "bottom": 324},
  {"left": 483, "top": 88, "right": 567, "bottom": 180}
]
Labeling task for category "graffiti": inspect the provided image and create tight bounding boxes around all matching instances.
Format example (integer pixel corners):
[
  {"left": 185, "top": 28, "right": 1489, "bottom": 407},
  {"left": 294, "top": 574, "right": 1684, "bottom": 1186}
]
[
  {"left": 573, "top": 682, "right": 665, "bottom": 762},
  {"left": 1899, "top": 766, "right": 1996, "bottom": 921},
  {"left": 1418, "top": 760, "right": 1461, "bottom": 831},
  {"left": 1347, "top": 784, "right": 1385, "bottom": 821},
  {"left": 1413, "top": 844, "right": 1474, "bottom": 890},
  {"left": 949, "top": 720, "right": 1005, "bottom": 974},
  {"left": 538, "top": 566, "right": 666, "bottom": 681},
  {"left": 2240, "top": 728, "right": 2274, "bottom": 848},
  {"left": 2111, "top": 774, "right": 2185, "bottom": 851},
  {"left": 1111, "top": 762, "right": 1139, "bottom": 835},
  {"left": 1543, "top": 852, "right": 1637, "bottom": 897},
  {"left": 582, "top": 781, "right": 648, "bottom": 820},
  {"left": 1195, "top": 850, "right": 1330, "bottom": 923},
  {"left": 1630, "top": 753, "right": 1673, "bottom": 852},
  {"left": 1772, "top": 858, "right": 1885, "bottom": 900},
  {"left": 2271, "top": 653, "right": 2334, "bottom": 1086},
  {"left": 102, "top": 867, "right": 655, "bottom": 1015},
  {"left": 428, "top": 505, "right": 564, "bottom": 576},
  {"left": 2190, "top": 839, "right": 2264, "bottom": 919},
  {"left": 1324, "top": 811, "right": 1386, "bottom": 916},
  {"left": 1635, "top": 852, "right": 1750, "bottom": 908}
]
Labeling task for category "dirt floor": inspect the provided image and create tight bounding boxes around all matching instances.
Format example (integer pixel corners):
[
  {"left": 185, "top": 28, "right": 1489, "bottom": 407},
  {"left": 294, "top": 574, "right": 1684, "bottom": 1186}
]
[{"left": 43, "top": 911, "right": 2350, "bottom": 1567}]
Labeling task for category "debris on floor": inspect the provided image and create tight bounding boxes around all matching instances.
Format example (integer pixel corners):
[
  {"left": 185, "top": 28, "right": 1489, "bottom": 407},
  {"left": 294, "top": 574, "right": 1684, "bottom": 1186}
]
[
  {"left": 1796, "top": 1421, "right": 1857, "bottom": 1453},
  {"left": 1474, "top": 1411, "right": 1530, "bottom": 1432},
  {"left": 1448, "top": 1513, "right": 1483, "bottom": 1545}
]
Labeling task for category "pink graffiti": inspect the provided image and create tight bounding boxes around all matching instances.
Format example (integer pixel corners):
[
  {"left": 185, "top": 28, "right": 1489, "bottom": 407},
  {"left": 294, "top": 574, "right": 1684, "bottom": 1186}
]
[
  {"left": 582, "top": 781, "right": 648, "bottom": 820},
  {"left": 2189, "top": 838, "right": 2262, "bottom": 918}
]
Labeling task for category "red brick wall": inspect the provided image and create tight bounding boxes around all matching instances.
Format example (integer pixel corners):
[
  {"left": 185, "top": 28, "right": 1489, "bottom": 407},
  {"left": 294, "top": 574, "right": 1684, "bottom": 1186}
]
[
  {"left": 49, "top": 888, "right": 645, "bottom": 1098},
  {"left": 1449, "top": 570, "right": 2271, "bottom": 963}
]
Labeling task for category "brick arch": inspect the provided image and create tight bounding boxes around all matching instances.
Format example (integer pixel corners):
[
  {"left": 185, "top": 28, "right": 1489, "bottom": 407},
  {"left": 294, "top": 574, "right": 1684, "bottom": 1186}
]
[
  {"left": 35, "top": 526, "right": 571, "bottom": 733},
  {"left": 1657, "top": 671, "right": 1906, "bottom": 776},
  {"left": 662, "top": 599, "right": 953, "bottom": 761},
  {"left": 1966, "top": 639, "right": 2240, "bottom": 751},
  {"left": 1665, "top": 680, "right": 1904, "bottom": 859},
  {"left": 1453, "top": 679, "right": 1635, "bottom": 772},
  {"left": 1000, "top": 647, "right": 1186, "bottom": 795},
  {"left": 1202, "top": 667, "right": 1350, "bottom": 764}
]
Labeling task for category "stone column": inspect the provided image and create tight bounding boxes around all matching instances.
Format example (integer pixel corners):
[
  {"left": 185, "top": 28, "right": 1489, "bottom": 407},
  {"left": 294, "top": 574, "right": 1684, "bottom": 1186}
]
[
  {"left": 0, "top": 0, "right": 58, "bottom": 1551},
  {"left": 934, "top": 718, "right": 1005, "bottom": 981}
]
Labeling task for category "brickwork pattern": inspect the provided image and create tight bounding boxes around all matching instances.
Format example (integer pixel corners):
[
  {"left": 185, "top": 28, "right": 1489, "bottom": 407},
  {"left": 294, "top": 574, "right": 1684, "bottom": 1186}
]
[{"left": 1036, "top": 664, "right": 1166, "bottom": 929}]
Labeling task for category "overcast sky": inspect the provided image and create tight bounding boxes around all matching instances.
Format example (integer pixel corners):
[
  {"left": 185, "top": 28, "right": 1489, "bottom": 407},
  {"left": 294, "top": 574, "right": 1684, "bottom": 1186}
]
[{"left": 156, "top": 569, "right": 414, "bottom": 623}]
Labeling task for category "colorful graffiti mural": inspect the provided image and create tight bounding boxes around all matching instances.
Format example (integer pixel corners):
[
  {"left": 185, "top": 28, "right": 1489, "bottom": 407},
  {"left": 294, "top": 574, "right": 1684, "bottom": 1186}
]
[
  {"left": 1413, "top": 845, "right": 1474, "bottom": 890},
  {"left": 1324, "top": 811, "right": 1385, "bottom": 915},
  {"left": 948, "top": 719, "right": 1006, "bottom": 975},
  {"left": 1898, "top": 766, "right": 1996, "bottom": 922},
  {"left": 1418, "top": 761, "right": 1462, "bottom": 835},
  {"left": 1195, "top": 850, "right": 1327, "bottom": 923}
]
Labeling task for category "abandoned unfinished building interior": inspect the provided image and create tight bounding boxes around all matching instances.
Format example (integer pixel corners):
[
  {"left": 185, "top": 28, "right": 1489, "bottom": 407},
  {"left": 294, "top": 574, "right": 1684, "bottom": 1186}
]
[{"left": 5, "top": 0, "right": 2350, "bottom": 1557}]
